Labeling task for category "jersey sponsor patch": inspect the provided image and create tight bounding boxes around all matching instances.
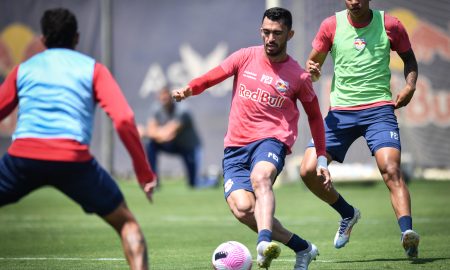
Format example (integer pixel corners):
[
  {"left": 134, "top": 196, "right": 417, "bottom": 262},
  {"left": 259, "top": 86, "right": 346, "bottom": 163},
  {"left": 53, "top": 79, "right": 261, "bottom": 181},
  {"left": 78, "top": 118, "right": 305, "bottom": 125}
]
[
  {"left": 268, "top": 152, "right": 279, "bottom": 162},
  {"left": 224, "top": 179, "right": 234, "bottom": 193},
  {"left": 354, "top": 37, "right": 366, "bottom": 51},
  {"left": 238, "top": 83, "right": 285, "bottom": 108},
  {"left": 275, "top": 79, "right": 289, "bottom": 93}
]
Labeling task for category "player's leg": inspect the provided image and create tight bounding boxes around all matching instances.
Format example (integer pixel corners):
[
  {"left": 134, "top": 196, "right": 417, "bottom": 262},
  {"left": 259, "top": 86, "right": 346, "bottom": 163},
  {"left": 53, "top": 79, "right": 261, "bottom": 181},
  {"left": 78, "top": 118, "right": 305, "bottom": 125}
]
[
  {"left": 366, "top": 105, "right": 419, "bottom": 258},
  {"left": 374, "top": 147, "right": 419, "bottom": 258},
  {"left": 248, "top": 139, "right": 288, "bottom": 268},
  {"left": 300, "top": 147, "right": 338, "bottom": 203},
  {"left": 102, "top": 203, "right": 148, "bottom": 270},
  {"left": 375, "top": 147, "right": 411, "bottom": 218},
  {"left": 226, "top": 189, "right": 317, "bottom": 269},
  {"left": 299, "top": 110, "right": 360, "bottom": 249},
  {"left": 251, "top": 160, "right": 277, "bottom": 240},
  {"left": 54, "top": 159, "right": 149, "bottom": 269},
  {"left": 222, "top": 140, "right": 282, "bottom": 268},
  {"left": 0, "top": 154, "right": 44, "bottom": 206}
]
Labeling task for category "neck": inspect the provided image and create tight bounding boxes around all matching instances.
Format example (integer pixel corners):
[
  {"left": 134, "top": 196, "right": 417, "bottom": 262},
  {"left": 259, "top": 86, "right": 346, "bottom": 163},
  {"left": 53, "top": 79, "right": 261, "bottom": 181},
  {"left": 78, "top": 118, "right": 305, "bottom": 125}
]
[
  {"left": 348, "top": 9, "right": 372, "bottom": 24},
  {"left": 266, "top": 51, "right": 288, "bottom": 63}
]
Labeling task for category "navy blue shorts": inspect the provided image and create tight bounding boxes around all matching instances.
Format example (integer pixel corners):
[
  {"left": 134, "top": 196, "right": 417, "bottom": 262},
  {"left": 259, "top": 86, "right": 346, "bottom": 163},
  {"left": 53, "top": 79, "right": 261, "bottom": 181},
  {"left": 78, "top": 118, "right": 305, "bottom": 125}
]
[
  {"left": 0, "top": 154, "right": 124, "bottom": 216},
  {"left": 222, "top": 138, "right": 286, "bottom": 199},
  {"left": 308, "top": 105, "right": 401, "bottom": 163}
]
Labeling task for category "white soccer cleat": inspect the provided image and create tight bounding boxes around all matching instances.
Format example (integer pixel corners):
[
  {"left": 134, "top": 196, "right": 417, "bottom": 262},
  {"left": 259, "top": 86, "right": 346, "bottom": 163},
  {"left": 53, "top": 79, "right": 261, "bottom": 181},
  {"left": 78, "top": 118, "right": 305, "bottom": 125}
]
[
  {"left": 256, "top": 241, "right": 281, "bottom": 269},
  {"left": 294, "top": 242, "right": 319, "bottom": 270},
  {"left": 402, "top": 229, "right": 420, "bottom": 259},
  {"left": 334, "top": 208, "right": 361, "bottom": 248}
]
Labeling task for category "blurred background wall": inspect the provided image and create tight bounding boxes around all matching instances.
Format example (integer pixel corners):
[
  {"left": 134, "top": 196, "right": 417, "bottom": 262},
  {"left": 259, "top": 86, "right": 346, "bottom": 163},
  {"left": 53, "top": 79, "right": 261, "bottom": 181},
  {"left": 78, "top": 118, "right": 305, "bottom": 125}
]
[{"left": 1, "top": 0, "right": 449, "bottom": 181}]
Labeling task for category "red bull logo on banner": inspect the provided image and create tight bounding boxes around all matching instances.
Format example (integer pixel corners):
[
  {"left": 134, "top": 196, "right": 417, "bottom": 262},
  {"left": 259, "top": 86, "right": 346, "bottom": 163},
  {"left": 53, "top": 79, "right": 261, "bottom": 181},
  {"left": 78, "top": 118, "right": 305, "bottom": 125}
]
[
  {"left": 390, "top": 9, "right": 450, "bottom": 68},
  {"left": 387, "top": 8, "right": 450, "bottom": 127}
]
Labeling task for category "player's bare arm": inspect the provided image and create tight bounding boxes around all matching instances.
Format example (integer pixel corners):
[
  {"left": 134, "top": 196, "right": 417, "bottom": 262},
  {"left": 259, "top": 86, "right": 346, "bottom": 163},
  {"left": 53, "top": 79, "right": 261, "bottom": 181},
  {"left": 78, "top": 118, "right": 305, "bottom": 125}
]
[
  {"left": 395, "top": 48, "right": 418, "bottom": 109},
  {"left": 306, "top": 49, "right": 328, "bottom": 82}
]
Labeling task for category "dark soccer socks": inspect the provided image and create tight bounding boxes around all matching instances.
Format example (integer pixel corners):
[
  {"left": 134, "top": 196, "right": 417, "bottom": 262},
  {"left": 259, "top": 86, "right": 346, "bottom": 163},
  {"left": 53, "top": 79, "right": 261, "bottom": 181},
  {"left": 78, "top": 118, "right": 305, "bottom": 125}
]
[
  {"left": 286, "top": 234, "right": 309, "bottom": 252},
  {"left": 398, "top": 215, "right": 413, "bottom": 233},
  {"left": 257, "top": 229, "right": 272, "bottom": 244},
  {"left": 330, "top": 194, "right": 355, "bottom": 219}
]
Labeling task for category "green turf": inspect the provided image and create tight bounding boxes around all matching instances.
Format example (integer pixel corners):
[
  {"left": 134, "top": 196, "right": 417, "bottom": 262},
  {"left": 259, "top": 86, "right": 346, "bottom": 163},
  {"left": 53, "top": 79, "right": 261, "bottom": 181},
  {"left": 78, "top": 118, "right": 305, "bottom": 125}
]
[{"left": 0, "top": 179, "right": 449, "bottom": 269}]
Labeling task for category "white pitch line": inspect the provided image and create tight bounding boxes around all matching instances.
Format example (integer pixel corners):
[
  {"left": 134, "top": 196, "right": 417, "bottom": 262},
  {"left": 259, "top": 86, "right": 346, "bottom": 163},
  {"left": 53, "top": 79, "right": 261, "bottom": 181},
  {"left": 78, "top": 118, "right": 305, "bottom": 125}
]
[
  {"left": 0, "top": 257, "right": 125, "bottom": 261},
  {"left": 256, "top": 259, "right": 337, "bottom": 263}
]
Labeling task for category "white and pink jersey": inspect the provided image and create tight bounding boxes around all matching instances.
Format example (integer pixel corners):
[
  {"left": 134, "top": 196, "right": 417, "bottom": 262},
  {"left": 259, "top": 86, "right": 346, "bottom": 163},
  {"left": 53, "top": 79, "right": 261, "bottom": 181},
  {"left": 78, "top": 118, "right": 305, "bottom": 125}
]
[{"left": 213, "top": 46, "right": 316, "bottom": 153}]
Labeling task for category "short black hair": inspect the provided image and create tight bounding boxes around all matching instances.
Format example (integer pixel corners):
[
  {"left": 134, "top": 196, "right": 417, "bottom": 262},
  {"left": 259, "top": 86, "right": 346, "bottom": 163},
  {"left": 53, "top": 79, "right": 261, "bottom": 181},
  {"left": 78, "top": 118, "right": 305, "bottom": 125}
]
[
  {"left": 40, "top": 8, "right": 78, "bottom": 48},
  {"left": 262, "top": 7, "right": 292, "bottom": 31}
]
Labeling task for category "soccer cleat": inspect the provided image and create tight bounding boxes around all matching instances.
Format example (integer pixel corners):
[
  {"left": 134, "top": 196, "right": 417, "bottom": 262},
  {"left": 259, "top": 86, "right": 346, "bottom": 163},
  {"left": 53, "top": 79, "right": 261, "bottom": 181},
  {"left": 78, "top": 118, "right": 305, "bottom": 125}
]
[
  {"left": 294, "top": 242, "right": 319, "bottom": 270},
  {"left": 334, "top": 208, "right": 361, "bottom": 248},
  {"left": 401, "top": 229, "right": 420, "bottom": 259},
  {"left": 256, "top": 241, "right": 281, "bottom": 269}
]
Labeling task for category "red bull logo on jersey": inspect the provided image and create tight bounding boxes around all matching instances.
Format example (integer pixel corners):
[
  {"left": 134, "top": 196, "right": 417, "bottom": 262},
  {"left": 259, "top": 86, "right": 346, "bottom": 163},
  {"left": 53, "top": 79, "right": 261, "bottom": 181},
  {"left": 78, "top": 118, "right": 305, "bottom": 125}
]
[
  {"left": 354, "top": 37, "right": 366, "bottom": 51},
  {"left": 275, "top": 79, "right": 289, "bottom": 93},
  {"left": 239, "top": 84, "right": 285, "bottom": 108}
]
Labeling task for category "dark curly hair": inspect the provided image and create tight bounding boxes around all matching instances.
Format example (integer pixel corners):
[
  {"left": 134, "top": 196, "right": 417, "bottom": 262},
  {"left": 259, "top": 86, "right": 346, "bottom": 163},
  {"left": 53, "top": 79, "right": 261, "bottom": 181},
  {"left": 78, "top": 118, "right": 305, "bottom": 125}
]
[
  {"left": 262, "top": 7, "right": 292, "bottom": 31},
  {"left": 40, "top": 8, "right": 78, "bottom": 48}
]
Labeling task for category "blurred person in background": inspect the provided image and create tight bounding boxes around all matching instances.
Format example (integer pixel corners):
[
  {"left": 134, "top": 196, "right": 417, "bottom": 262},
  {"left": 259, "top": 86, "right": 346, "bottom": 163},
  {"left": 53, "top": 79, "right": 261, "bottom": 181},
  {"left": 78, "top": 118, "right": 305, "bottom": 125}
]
[
  {"left": 173, "top": 7, "right": 330, "bottom": 270},
  {"left": 0, "top": 8, "right": 156, "bottom": 270},
  {"left": 300, "top": 0, "right": 419, "bottom": 259},
  {"left": 139, "top": 86, "right": 218, "bottom": 189}
]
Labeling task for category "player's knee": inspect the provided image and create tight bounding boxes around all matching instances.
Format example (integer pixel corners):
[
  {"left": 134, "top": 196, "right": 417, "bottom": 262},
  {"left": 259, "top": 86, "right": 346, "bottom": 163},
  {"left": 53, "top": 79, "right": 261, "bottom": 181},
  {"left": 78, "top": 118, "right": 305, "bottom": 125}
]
[
  {"left": 299, "top": 161, "right": 316, "bottom": 181},
  {"left": 382, "top": 164, "right": 403, "bottom": 186},
  {"left": 122, "top": 220, "right": 144, "bottom": 238},
  {"left": 383, "top": 163, "right": 401, "bottom": 178},
  {"left": 250, "top": 172, "right": 272, "bottom": 191},
  {"left": 102, "top": 202, "right": 138, "bottom": 232},
  {"left": 231, "top": 200, "right": 254, "bottom": 223}
]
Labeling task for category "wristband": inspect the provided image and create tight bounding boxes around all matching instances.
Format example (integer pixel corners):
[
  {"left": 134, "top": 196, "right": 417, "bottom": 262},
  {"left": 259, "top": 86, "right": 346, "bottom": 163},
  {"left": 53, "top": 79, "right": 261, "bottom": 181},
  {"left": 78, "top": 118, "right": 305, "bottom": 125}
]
[{"left": 317, "top": 155, "right": 328, "bottom": 170}]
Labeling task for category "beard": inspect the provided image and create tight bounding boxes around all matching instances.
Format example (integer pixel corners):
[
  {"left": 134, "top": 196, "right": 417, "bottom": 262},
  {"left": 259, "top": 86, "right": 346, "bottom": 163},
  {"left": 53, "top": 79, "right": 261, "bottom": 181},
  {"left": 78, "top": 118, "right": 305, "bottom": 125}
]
[{"left": 264, "top": 42, "right": 286, "bottom": 57}]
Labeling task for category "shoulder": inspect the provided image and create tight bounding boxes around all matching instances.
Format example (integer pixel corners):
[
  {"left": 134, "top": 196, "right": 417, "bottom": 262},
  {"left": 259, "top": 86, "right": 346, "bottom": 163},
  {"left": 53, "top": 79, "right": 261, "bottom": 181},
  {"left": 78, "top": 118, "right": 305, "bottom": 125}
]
[
  {"left": 286, "top": 56, "right": 305, "bottom": 73},
  {"left": 236, "top": 46, "right": 262, "bottom": 57},
  {"left": 383, "top": 12, "right": 406, "bottom": 33},
  {"left": 284, "top": 57, "right": 310, "bottom": 86},
  {"left": 320, "top": 15, "right": 337, "bottom": 30},
  {"left": 222, "top": 46, "right": 261, "bottom": 70},
  {"left": 19, "top": 50, "right": 46, "bottom": 66}
]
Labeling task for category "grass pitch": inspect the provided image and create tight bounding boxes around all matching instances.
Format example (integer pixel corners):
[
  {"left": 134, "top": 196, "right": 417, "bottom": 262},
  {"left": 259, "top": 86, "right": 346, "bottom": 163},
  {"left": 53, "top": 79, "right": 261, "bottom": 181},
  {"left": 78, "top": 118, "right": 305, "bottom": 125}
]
[{"left": 0, "top": 179, "right": 449, "bottom": 269}]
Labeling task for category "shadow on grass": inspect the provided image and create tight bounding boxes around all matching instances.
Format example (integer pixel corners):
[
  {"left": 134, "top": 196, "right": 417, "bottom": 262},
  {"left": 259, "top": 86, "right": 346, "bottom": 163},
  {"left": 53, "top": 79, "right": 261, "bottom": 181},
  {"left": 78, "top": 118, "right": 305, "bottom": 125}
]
[{"left": 335, "top": 257, "right": 449, "bottom": 264}]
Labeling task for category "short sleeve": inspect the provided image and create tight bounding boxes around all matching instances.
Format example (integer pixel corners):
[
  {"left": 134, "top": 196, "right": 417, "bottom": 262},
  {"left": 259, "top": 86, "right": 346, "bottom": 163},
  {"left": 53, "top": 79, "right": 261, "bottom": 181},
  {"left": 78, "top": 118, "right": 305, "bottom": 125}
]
[
  {"left": 312, "top": 16, "right": 336, "bottom": 53},
  {"left": 385, "top": 14, "right": 411, "bottom": 53}
]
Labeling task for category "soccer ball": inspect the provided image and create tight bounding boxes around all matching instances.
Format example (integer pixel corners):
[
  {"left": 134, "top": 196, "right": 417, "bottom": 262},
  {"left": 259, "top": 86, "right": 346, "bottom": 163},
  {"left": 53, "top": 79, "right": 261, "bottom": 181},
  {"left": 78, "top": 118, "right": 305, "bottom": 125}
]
[{"left": 212, "top": 241, "right": 252, "bottom": 270}]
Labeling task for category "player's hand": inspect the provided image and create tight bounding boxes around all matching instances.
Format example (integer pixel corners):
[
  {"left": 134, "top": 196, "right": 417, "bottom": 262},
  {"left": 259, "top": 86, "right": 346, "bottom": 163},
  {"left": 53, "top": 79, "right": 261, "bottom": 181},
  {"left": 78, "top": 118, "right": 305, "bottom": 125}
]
[
  {"left": 394, "top": 85, "right": 415, "bottom": 109},
  {"left": 306, "top": 60, "right": 321, "bottom": 82},
  {"left": 140, "top": 178, "right": 158, "bottom": 203},
  {"left": 317, "top": 167, "right": 332, "bottom": 191},
  {"left": 316, "top": 155, "right": 332, "bottom": 191},
  {"left": 172, "top": 86, "right": 193, "bottom": 102}
]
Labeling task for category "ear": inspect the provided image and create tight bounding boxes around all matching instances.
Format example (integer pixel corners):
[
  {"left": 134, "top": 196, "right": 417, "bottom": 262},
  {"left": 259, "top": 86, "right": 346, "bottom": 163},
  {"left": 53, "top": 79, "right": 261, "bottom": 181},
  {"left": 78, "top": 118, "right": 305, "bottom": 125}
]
[
  {"left": 288, "top": 30, "right": 295, "bottom": 41},
  {"left": 73, "top": 32, "right": 80, "bottom": 47},
  {"left": 40, "top": 35, "right": 47, "bottom": 48}
]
